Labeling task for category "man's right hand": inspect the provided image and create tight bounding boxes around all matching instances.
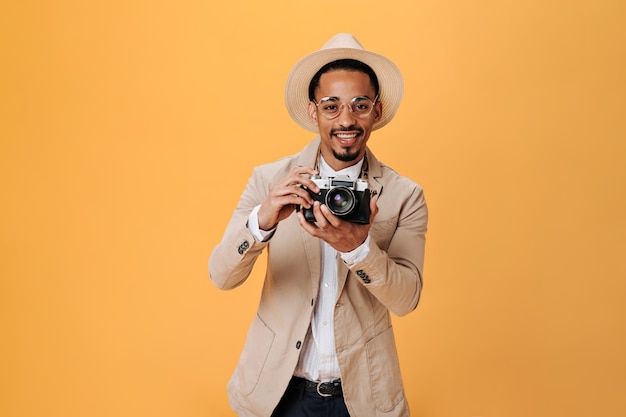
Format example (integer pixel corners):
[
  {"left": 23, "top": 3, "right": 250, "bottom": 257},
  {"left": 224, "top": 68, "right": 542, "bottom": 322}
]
[{"left": 257, "top": 166, "right": 320, "bottom": 231}]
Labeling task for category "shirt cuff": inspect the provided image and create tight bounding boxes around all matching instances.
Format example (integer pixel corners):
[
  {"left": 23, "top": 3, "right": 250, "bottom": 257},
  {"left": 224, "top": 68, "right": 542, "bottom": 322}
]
[
  {"left": 248, "top": 205, "right": 276, "bottom": 242},
  {"left": 340, "top": 235, "right": 371, "bottom": 265}
]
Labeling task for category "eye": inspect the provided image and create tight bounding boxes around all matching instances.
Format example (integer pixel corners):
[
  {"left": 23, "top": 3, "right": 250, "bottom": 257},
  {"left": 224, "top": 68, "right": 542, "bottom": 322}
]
[
  {"left": 322, "top": 103, "right": 338, "bottom": 112},
  {"left": 351, "top": 97, "right": 373, "bottom": 113}
]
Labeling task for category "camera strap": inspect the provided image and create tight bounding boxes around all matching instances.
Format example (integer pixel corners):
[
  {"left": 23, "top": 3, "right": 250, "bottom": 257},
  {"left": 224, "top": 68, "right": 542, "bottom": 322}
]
[{"left": 314, "top": 148, "right": 369, "bottom": 180}]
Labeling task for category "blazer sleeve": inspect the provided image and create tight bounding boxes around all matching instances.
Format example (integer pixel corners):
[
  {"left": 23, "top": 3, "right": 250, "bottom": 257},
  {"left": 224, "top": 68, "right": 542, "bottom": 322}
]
[
  {"left": 208, "top": 166, "right": 270, "bottom": 290},
  {"left": 347, "top": 183, "right": 428, "bottom": 316}
]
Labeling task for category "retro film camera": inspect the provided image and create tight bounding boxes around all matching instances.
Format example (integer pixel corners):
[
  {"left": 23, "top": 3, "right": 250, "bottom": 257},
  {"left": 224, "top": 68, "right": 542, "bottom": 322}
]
[{"left": 301, "top": 175, "right": 371, "bottom": 224}]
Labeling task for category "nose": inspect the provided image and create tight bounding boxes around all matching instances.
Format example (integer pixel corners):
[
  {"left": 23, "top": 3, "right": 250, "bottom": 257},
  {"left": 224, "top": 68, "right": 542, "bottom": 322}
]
[{"left": 336, "top": 103, "right": 357, "bottom": 127}]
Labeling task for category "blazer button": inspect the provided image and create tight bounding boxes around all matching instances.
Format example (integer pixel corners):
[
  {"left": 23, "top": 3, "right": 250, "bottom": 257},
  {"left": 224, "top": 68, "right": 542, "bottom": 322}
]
[
  {"left": 238, "top": 240, "right": 250, "bottom": 255},
  {"left": 296, "top": 341, "right": 302, "bottom": 349},
  {"left": 356, "top": 269, "right": 371, "bottom": 284}
]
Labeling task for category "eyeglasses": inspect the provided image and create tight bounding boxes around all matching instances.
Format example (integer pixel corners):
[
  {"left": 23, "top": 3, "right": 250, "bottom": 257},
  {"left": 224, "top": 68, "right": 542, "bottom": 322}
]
[{"left": 312, "top": 95, "right": 378, "bottom": 120}]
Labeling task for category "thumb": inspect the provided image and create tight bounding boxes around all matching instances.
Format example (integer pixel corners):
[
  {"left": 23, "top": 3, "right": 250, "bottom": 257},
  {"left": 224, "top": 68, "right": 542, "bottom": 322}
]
[{"left": 369, "top": 192, "right": 379, "bottom": 223}]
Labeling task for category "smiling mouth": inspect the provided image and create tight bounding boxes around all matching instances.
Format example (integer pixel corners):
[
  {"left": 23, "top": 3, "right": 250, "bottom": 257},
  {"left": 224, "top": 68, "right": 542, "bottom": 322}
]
[
  {"left": 334, "top": 133, "right": 359, "bottom": 147},
  {"left": 335, "top": 132, "right": 358, "bottom": 140},
  {"left": 332, "top": 129, "right": 362, "bottom": 147}
]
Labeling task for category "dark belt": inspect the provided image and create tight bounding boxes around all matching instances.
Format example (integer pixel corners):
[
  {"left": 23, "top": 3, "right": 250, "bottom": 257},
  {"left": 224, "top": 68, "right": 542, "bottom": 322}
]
[{"left": 292, "top": 377, "right": 343, "bottom": 397}]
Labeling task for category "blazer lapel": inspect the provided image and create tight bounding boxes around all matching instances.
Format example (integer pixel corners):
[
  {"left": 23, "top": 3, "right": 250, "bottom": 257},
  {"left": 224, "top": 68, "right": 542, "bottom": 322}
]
[
  {"left": 300, "top": 225, "right": 321, "bottom": 296},
  {"left": 365, "top": 147, "right": 384, "bottom": 200},
  {"left": 290, "top": 143, "right": 385, "bottom": 300},
  {"left": 294, "top": 138, "right": 323, "bottom": 296},
  {"left": 335, "top": 147, "right": 384, "bottom": 298}
]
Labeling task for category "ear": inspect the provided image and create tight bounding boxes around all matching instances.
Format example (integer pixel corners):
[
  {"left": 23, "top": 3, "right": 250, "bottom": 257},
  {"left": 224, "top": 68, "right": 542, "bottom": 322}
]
[
  {"left": 307, "top": 101, "right": 318, "bottom": 122},
  {"left": 374, "top": 100, "right": 383, "bottom": 121}
]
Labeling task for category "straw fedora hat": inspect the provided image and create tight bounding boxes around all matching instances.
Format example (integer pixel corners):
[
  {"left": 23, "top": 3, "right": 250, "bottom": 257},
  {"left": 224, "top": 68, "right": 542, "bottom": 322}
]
[{"left": 284, "top": 33, "right": 404, "bottom": 133}]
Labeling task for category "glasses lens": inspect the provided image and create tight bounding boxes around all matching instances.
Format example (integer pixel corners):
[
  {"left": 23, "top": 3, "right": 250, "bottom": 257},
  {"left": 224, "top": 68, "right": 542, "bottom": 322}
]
[
  {"left": 319, "top": 99, "right": 340, "bottom": 118},
  {"left": 350, "top": 97, "right": 374, "bottom": 117},
  {"left": 316, "top": 96, "right": 375, "bottom": 119}
]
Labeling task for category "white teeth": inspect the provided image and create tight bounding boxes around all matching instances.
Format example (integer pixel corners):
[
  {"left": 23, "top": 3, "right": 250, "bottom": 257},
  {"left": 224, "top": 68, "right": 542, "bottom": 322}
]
[{"left": 336, "top": 133, "right": 357, "bottom": 139}]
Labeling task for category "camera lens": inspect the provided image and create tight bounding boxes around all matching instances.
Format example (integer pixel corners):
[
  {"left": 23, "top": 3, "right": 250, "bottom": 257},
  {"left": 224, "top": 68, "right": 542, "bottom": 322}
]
[{"left": 325, "top": 187, "right": 356, "bottom": 216}]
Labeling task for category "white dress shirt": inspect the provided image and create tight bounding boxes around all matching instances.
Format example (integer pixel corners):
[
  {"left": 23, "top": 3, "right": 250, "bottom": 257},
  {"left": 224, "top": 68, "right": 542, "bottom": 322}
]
[{"left": 248, "top": 155, "right": 370, "bottom": 382}]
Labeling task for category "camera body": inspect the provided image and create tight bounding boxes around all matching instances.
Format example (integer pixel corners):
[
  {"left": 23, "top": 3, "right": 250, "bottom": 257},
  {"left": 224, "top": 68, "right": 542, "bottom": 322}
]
[{"left": 301, "top": 175, "right": 371, "bottom": 224}]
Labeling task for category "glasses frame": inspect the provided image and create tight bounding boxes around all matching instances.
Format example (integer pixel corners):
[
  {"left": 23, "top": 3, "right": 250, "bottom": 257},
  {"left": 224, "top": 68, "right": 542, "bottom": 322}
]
[{"left": 312, "top": 95, "right": 379, "bottom": 120}]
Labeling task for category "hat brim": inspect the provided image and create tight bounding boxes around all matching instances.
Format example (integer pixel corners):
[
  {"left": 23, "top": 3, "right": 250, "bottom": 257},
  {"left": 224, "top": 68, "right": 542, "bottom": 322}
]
[{"left": 285, "top": 47, "right": 404, "bottom": 133}]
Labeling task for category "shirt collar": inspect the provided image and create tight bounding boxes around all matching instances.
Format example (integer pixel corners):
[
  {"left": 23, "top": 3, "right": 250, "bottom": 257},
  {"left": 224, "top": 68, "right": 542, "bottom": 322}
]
[{"left": 318, "top": 155, "right": 364, "bottom": 180}]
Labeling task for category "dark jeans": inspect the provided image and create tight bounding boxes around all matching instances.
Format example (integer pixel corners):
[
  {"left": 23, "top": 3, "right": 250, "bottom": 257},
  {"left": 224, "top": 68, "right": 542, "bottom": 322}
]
[{"left": 271, "top": 377, "right": 351, "bottom": 417}]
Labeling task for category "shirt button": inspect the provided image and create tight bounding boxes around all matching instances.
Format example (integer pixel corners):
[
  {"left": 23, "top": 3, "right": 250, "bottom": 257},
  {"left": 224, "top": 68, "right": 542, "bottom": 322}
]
[{"left": 296, "top": 341, "right": 302, "bottom": 349}]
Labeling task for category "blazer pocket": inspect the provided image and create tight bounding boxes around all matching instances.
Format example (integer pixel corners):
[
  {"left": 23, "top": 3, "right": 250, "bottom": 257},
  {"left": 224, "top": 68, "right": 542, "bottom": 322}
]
[
  {"left": 366, "top": 327, "right": 405, "bottom": 412},
  {"left": 235, "top": 314, "right": 275, "bottom": 396},
  {"left": 370, "top": 216, "right": 398, "bottom": 251}
]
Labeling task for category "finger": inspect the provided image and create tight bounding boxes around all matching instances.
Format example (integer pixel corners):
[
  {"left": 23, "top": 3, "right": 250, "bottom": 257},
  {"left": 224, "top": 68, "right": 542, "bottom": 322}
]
[
  {"left": 287, "top": 184, "right": 315, "bottom": 206},
  {"left": 278, "top": 174, "right": 320, "bottom": 197},
  {"left": 290, "top": 166, "right": 320, "bottom": 191},
  {"left": 297, "top": 209, "right": 320, "bottom": 235},
  {"left": 369, "top": 194, "right": 379, "bottom": 223},
  {"left": 289, "top": 166, "right": 318, "bottom": 184},
  {"left": 278, "top": 166, "right": 315, "bottom": 187},
  {"left": 271, "top": 182, "right": 311, "bottom": 203},
  {"left": 313, "top": 202, "right": 334, "bottom": 229},
  {"left": 267, "top": 194, "right": 309, "bottom": 214},
  {"left": 319, "top": 204, "right": 342, "bottom": 228},
  {"left": 290, "top": 165, "right": 317, "bottom": 176},
  {"left": 284, "top": 193, "right": 312, "bottom": 209},
  {"left": 299, "top": 176, "right": 321, "bottom": 194}
]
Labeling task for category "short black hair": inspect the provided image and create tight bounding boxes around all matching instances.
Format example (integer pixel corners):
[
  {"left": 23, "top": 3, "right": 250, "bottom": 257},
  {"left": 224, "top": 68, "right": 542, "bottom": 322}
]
[{"left": 308, "top": 59, "right": 380, "bottom": 102}]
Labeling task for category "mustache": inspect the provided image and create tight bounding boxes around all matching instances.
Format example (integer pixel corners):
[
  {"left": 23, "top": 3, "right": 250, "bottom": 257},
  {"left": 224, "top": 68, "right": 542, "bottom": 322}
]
[{"left": 331, "top": 126, "right": 364, "bottom": 135}]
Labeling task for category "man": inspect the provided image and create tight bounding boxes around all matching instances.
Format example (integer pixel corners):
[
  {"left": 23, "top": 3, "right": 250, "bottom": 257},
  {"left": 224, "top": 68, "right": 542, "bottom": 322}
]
[{"left": 209, "top": 33, "right": 428, "bottom": 417}]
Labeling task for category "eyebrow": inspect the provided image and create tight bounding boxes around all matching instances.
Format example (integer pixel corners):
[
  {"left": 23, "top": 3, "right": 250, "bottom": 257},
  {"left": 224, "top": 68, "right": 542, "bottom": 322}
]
[{"left": 319, "top": 95, "right": 372, "bottom": 101}]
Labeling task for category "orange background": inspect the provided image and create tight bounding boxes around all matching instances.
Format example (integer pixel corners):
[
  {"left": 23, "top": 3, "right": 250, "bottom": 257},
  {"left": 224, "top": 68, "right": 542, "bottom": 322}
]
[{"left": 1, "top": 1, "right": 625, "bottom": 416}]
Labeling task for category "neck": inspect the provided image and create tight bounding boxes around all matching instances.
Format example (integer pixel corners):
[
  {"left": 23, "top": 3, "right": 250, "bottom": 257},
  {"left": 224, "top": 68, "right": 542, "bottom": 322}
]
[
  {"left": 319, "top": 149, "right": 365, "bottom": 172},
  {"left": 318, "top": 152, "right": 367, "bottom": 180}
]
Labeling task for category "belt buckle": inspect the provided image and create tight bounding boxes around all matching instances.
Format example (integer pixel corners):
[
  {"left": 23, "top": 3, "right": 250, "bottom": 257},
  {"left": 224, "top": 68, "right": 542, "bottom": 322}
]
[{"left": 316, "top": 381, "right": 332, "bottom": 397}]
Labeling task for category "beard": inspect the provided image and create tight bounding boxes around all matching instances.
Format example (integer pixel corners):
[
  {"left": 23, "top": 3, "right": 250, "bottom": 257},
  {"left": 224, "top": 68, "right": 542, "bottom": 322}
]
[{"left": 332, "top": 148, "right": 361, "bottom": 162}]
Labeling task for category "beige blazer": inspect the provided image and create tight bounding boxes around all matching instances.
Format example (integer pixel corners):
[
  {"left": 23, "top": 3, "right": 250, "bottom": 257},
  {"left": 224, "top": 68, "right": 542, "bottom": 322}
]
[{"left": 209, "top": 138, "right": 428, "bottom": 417}]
